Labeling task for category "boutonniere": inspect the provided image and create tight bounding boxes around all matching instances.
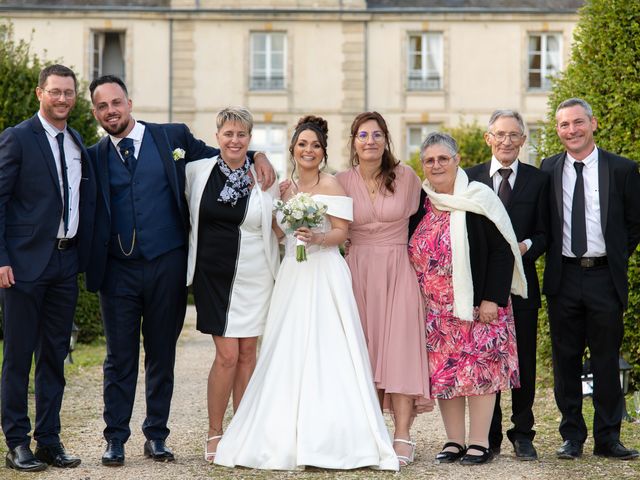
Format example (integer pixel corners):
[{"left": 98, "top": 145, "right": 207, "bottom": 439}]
[{"left": 172, "top": 148, "right": 186, "bottom": 161}]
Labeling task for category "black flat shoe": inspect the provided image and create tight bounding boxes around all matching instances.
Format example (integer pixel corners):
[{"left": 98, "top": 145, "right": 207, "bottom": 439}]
[
  {"left": 460, "top": 444, "right": 494, "bottom": 465},
  {"left": 144, "top": 439, "right": 175, "bottom": 462},
  {"left": 5, "top": 445, "right": 47, "bottom": 472},
  {"left": 513, "top": 439, "right": 538, "bottom": 461},
  {"left": 35, "top": 442, "right": 81, "bottom": 468},
  {"left": 594, "top": 441, "right": 639, "bottom": 460},
  {"left": 556, "top": 440, "right": 583, "bottom": 460},
  {"left": 102, "top": 439, "right": 125, "bottom": 466},
  {"left": 435, "top": 441, "right": 466, "bottom": 463}
]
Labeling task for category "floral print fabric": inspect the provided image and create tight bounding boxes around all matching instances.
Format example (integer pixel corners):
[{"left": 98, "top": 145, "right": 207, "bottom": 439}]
[{"left": 408, "top": 199, "right": 520, "bottom": 399}]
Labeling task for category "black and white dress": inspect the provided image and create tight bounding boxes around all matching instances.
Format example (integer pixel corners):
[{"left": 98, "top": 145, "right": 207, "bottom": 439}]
[{"left": 185, "top": 156, "right": 279, "bottom": 337}]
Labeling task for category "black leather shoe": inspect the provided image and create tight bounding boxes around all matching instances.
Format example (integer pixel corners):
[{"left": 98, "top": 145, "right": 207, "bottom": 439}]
[
  {"left": 460, "top": 444, "right": 494, "bottom": 465},
  {"left": 513, "top": 439, "right": 538, "bottom": 461},
  {"left": 490, "top": 444, "right": 501, "bottom": 455},
  {"left": 143, "top": 439, "right": 175, "bottom": 462},
  {"left": 35, "top": 442, "right": 81, "bottom": 468},
  {"left": 435, "top": 441, "right": 466, "bottom": 463},
  {"left": 5, "top": 445, "right": 47, "bottom": 472},
  {"left": 102, "top": 439, "right": 125, "bottom": 466},
  {"left": 594, "top": 441, "right": 639, "bottom": 460},
  {"left": 556, "top": 440, "right": 583, "bottom": 459}
]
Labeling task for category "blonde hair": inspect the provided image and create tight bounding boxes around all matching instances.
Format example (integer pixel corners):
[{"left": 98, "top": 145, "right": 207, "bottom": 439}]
[{"left": 216, "top": 106, "right": 254, "bottom": 134}]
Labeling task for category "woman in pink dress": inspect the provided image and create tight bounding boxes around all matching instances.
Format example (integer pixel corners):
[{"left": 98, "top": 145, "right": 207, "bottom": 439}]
[
  {"left": 336, "top": 112, "right": 432, "bottom": 467},
  {"left": 408, "top": 132, "right": 526, "bottom": 465}
]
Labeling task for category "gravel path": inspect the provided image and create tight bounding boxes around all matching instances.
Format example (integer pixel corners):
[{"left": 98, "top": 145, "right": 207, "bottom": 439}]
[{"left": 10, "top": 306, "right": 638, "bottom": 479}]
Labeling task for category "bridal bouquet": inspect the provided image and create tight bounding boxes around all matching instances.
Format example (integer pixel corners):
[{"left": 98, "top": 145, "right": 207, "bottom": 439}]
[{"left": 274, "top": 192, "right": 328, "bottom": 261}]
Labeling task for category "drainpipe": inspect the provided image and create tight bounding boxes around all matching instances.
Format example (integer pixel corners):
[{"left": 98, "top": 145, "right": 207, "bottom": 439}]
[{"left": 168, "top": 17, "right": 173, "bottom": 122}]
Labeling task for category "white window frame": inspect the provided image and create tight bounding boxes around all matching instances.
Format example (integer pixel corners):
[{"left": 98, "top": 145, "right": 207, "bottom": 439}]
[
  {"left": 406, "top": 124, "right": 440, "bottom": 159},
  {"left": 91, "top": 30, "right": 126, "bottom": 81},
  {"left": 250, "top": 123, "right": 288, "bottom": 179},
  {"left": 407, "top": 33, "right": 443, "bottom": 91},
  {"left": 250, "top": 32, "right": 286, "bottom": 91},
  {"left": 527, "top": 33, "right": 562, "bottom": 91}
]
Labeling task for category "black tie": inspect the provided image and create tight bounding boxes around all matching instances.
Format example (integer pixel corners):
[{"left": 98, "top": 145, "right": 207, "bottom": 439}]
[
  {"left": 55, "top": 132, "right": 70, "bottom": 235},
  {"left": 497, "top": 168, "right": 512, "bottom": 206},
  {"left": 118, "top": 137, "right": 135, "bottom": 173},
  {"left": 571, "top": 162, "right": 587, "bottom": 257}
]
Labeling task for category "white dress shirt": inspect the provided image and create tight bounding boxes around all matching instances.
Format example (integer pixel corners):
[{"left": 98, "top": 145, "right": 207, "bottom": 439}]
[
  {"left": 489, "top": 156, "right": 531, "bottom": 252},
  {"left": 38, "top": 112, "right": 81, "bottom": 239},
  {"left": 109, "top": 119, "right": 145, "bottom": 161},
  {"left": 561, "top": 147, "right": 606, "bottom": 257}
]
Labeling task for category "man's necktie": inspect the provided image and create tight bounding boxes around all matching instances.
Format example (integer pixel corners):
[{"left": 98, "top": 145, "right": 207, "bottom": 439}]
[
  {"left": 497, "top": 168, "right": 512, "bottom": 206},
  {"left": 571, "top": 161, "right": 587, "bottom": 257},
  {"left": 118, "top": 137, "right": 135, "bottom": 173},
  {"left": 55, "top": 132, "right": 70, "bottom": 235}
]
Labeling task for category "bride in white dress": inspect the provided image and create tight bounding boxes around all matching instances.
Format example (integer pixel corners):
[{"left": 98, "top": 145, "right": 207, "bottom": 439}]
[{"left": 214, "top": 116, "right": 398, "bottom": 471}]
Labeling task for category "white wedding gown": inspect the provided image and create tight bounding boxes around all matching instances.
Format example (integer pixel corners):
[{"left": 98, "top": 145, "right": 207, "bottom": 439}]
[{"left": 214, "top": 194, "right": 398, "bottom": 471}]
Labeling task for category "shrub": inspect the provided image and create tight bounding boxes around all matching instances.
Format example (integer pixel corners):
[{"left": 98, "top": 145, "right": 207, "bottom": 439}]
[{"left": 538, "top": 0, "right": 640, "bottom": 388}]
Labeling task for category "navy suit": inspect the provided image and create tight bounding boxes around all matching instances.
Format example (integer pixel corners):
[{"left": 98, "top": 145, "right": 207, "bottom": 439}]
[
  {"left": 0, "top": 114, "right": 96, "bottom": 449},
  {"left": 466, "top": 161, "right": 549, "bottom": 449},
  {"left": 541, "top": 148, "right": 640, "bottom": 447},
  {"left": 86, "top": 122, "right": 218, "bottom": 443}
]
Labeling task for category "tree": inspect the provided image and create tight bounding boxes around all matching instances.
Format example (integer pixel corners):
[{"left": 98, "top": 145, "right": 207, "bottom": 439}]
[
  {"left": 537, "top": 0, "right": 640, "bottom": 387},
  {"left": 0, "top": 21, "right": 102, "bottom": 342}
]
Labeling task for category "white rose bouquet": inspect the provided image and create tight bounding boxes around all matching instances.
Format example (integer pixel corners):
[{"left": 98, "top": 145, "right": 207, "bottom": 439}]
[{"left": 274, "top": 192, "right": 328, "bottom": 261}]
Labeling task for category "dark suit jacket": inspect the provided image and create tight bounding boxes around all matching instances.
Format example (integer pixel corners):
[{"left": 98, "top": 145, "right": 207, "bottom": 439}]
[
  {"left": 0, "top": 114, "right": 96, "bottom": 281},
  {"left": 466, "top": 161, "right": 549, "bottom": 310},
  {"left": 85, "top": 122, "right": 219, "bottom": 292},
  {"left": 540, "top": 148, "right": 640, "bottom": 308},
  {"left": 409, "top": 186, "right": 515, "bottom": 308}
]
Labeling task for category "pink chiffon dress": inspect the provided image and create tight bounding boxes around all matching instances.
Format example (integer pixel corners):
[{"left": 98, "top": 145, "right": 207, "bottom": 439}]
[
  {"left": 336, "top": 164, "right": 430, "bottom": 407},
  {"left": 408, "top": 199, "right": 520, "bottom": 399}
]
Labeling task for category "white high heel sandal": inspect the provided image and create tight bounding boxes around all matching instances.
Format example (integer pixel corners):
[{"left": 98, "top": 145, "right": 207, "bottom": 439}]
[
  {"left": 393, "top": 438, "right": 416, "bottom": 466},
  {"left": 204, "top": 435, "right": 222, "bottom": 463}
]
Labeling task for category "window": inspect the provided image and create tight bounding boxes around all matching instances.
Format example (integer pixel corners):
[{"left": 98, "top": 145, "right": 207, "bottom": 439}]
[
  {"left": 251, "top": 124, "right": 287, "bottom": 179},
  {"left": 250, "top": 32, "right": 286, "bottom": 91},
  {"left": 407, "top": 33, "right": 443, "bottom": 91},
  {"left": 528, "top": 33, "right": 561, "bottom": 90},
  {"left": 91, "top": 31, "right": 125, "bottom": 81},
  {"left": 526, "top": 124, "right": 544, "bottom": 165},
  {"left": 407, "top": 124, "right": 439, "bottom": 159}
]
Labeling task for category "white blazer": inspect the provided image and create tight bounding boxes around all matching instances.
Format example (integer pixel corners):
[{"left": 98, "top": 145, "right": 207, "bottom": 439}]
[{"left": 185, "top": 157, "right": 280, "bottom": 286}]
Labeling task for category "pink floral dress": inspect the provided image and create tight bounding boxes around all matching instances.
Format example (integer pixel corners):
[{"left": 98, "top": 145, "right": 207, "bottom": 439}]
[{"left": 408, "top": 199, "right": 520, "bottom": 399}]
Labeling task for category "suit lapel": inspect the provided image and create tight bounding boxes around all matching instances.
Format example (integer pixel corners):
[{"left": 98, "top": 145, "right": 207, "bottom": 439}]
[
  {"left": 598, "top": 148, "right": 609, "bottom": 235},
  {"left": 97, "top": 137, "right": 111, "bottom": 216},
  {"left": 146, "top": 123, "right": 181, "bottom": 206},
  {"left": 553, "top": 154, "right": 565, "bottom": 225},
  {"left": 478, "top": 163, "right": 492, "bottom": 188},
  {"left": 510, "top": 163, "right": 528, "bottom": 204},
  {"left": 30, "top": 116, "right": 63, "bottom": 200}
]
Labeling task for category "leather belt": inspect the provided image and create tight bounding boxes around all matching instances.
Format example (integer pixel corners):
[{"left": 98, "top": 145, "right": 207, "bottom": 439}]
[
  {"left": 562, "top": 256, "right": 607, "bottom": 268},
  {"left": 55, "top": 237, "right": 77, "bottom": 250}
]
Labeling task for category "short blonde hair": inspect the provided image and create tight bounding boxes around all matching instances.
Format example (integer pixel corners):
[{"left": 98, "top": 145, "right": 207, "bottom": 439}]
[{"left": 216, "top": 106, "right": 253, "bottom": 134}]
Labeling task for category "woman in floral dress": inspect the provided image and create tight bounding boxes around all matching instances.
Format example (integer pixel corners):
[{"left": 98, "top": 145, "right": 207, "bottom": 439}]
[{"left": 408, "top": 132, "right": 527, "bottom": 465}]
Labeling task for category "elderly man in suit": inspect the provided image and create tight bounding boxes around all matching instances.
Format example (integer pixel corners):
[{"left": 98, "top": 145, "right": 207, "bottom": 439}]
[
  {"left": 466, "top": 110, "right": 549, "bottom": 461},
  {"left": 0, "top": 64, "right": 96, "bottom": 472},
  {"left": 541, "top": 97, "right": 640, "bottom": 460},
  {"left": 86, "top": 75, "right": 274, "bottom": 467}
]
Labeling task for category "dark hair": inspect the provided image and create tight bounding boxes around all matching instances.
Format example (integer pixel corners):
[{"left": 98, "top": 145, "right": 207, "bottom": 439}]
[
  {"left": 288, "top": 115, "right": 329, "bottom": 183},
  {"left": 89, "top": 74, "right": 128, "bottom": 101},
  {"left": 349, "top": 111, "right": 400, "bottom": 194},
  {"left": 556, "top": 97, "right": 593, "bottom": 119},
  {"left": 39, "top": 64, "right": 77, "bottom": 91}
]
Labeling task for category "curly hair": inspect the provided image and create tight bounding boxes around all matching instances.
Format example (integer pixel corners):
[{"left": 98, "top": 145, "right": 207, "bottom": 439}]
[{"left": 288, "top": 115, "right": 329, "bottom": 184}]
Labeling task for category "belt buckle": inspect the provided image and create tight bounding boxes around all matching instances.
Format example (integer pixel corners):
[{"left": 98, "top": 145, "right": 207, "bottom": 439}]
[
  {"left": 56, "top": 238, "right": 69, "bottom": 250},
  {"left": 580, "top": 257, "right": 595, "bottom": 268}
]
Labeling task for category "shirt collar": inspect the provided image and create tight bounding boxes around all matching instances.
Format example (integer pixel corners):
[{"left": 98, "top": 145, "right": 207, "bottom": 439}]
[
  {"left": 37, "top": 111, "right": 66, "bottom": 138},
  {"left": 489, "top": 155, "right": 519, "bottom": 178},
  {"left": 109, "top": 119, "right": 144, "bottom": 148},
  {"left": 566, "top": 145, "right": 598, "bottom": 169}
]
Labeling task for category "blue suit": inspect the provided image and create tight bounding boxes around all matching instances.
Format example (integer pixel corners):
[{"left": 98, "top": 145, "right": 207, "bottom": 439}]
[
  {"left": 86, "top": 122, "right": 218, "bottom": 443},
  {"left": 0, "top": 114, "right": 96, "bottom": 449}
]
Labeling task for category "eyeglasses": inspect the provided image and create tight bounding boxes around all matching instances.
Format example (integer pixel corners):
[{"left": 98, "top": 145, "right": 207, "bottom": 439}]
[
  {"left": 488, "top": 132, "right": 523, "bottom": 143},
  {"left": 421, "top": 154, "right": 456, "bottom": 168},
  {"left": 42, "top": 88, "right": 76, "bottom": 99},
  {"left": 354, "top": 131, "right": 385, "bottom": 143}
]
